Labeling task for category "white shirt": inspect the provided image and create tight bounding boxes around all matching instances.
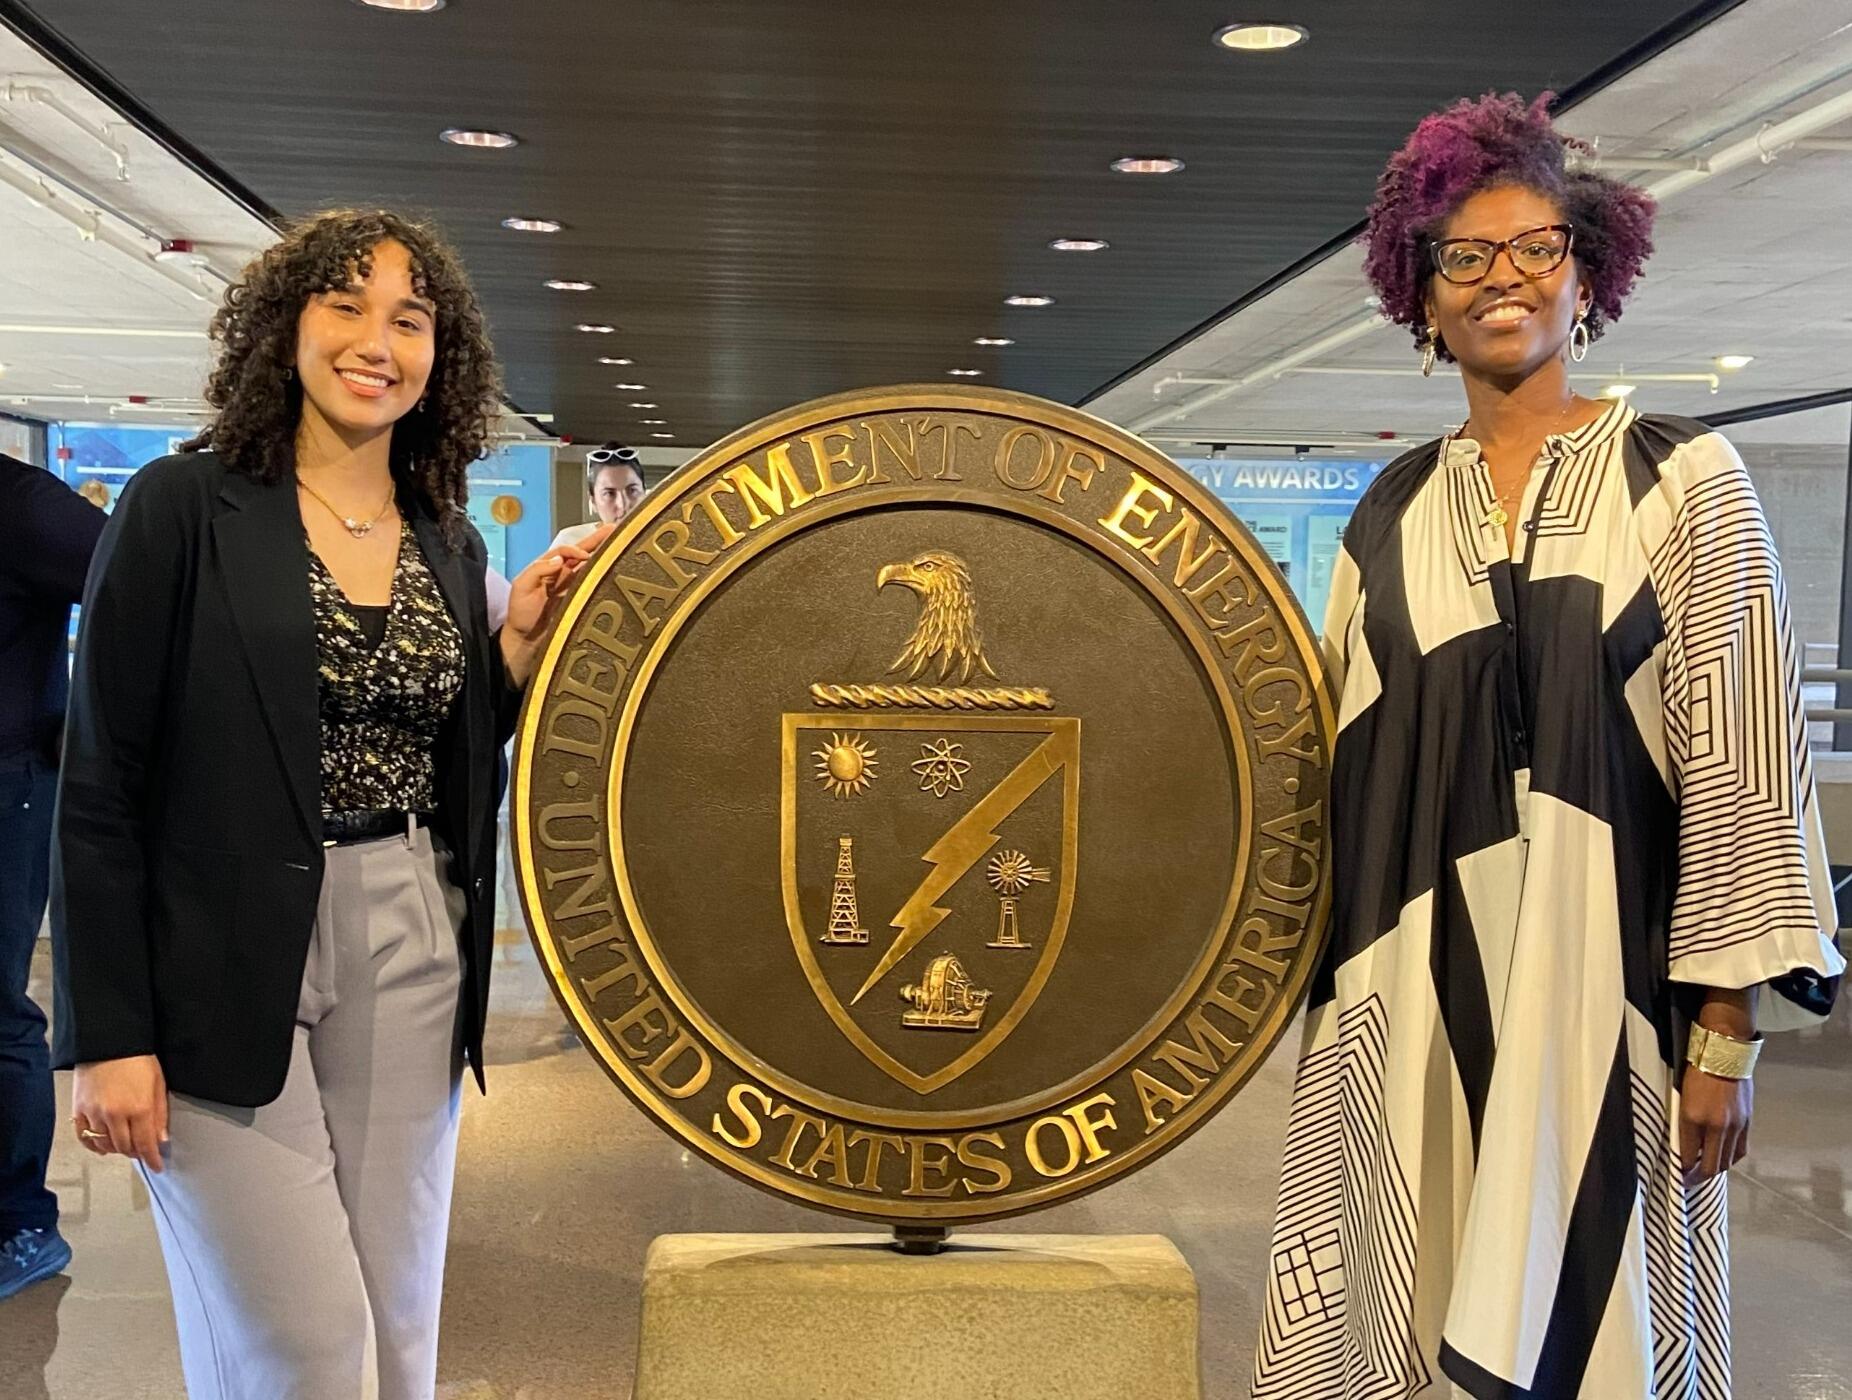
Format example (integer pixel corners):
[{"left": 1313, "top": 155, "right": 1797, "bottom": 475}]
[{"left": 549, "top": 522, "right": 601, "bottom": 551}]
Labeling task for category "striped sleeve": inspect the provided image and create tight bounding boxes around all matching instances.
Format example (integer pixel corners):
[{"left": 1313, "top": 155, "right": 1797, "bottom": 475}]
[{"left": 1649, "top": 431, "right": 1843, "bottom": 1024}]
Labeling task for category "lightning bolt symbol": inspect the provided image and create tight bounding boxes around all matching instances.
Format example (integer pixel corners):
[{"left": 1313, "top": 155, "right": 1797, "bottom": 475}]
[{"left": 851, "top": 723, "right": 1077, "bottom": 1004}]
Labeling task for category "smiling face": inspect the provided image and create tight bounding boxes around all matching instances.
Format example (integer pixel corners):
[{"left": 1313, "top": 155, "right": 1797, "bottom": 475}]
[
  {"left": 1426, "top": 185, "right": 1592, "bottom": 385},
  {"left": 294, "top": 237, "right": 436, "bottom": 442}
]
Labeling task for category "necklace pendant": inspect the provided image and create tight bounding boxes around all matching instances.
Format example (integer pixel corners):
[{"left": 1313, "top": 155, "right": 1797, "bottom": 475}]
[
  {"left": 1488, "top": 506, "right": 1509, "bottom": 528},
  {"left": 346, "top": 517, "right": 372, "bottom": 538}
]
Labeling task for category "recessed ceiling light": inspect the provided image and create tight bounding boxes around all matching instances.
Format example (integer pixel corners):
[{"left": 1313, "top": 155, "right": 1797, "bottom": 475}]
[
  {"left": 576, "top": 323, "right": 616, "bottom": 334},
  {"left": 597, "top": 356, "right": 633, "bottom": 365},
  {"left": 631, "top": 402, "right": 658, "bottom": 409},
  {"left": 440, "top": 128, "right": 518, "bottom": 149},
  {"left": 614, "top": 382, "right": 648, "bottom": 391},
  {"left": 355, "top": 0, "right": 447, "bottom": 10},
  {"left": 1049, "top": 238, "right": 1110, "bottom": 252},
  {"left": 948, "top": 368, "right": 984, "bottom": 377},
  {"left": 1111, "top": 156, "right": 1184, "bottom": 175},
  {"left": 652, "top": 432, "right": 674, "bottom": 439},
  {"left": 502, "top": 217, "right": 561, "bottom": 233},
  {"left": 544, "top": 279, "right": 596, "bottom": 292},
  {"left": 1601, "top": 382, "right": 1637, "bottom": 400},
  {"left": 973, "top": 336, "right": 1015, "bottom": 347},
  {"left": 1005, "top": 294, "right": 1055, "bottom": 308},
  {"left": 641, "top": 418, "right": 667, "bottom": 425},
  {"left": 1212, "top": 22, "right": 1309, "bottom": 51},
  {"left": 1715, "top": 353, "right": 1755, "bottom": 370}
]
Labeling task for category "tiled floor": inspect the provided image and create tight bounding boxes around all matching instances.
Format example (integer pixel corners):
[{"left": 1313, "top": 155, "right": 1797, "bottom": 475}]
[{"left": 6, "top": 915, "right": 1852, "bottom": 1398}]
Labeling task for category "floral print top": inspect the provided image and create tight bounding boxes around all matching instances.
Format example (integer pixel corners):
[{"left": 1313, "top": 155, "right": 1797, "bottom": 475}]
[{"left": 307, "top": 524, "right": 465, "bottom": 818}]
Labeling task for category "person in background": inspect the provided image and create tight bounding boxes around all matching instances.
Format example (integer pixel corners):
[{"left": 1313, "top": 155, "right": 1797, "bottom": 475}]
[
  {"left": 484, "top": 564, "right": 511, "bottom": 633},
  {"left": 0, "top": 451, "right": 105, "bottom": 1301},
  {"left": 549, "top": 441, "right": 645, "bottom": 549},
  {"left": 1252, "top": 93, "right": 1842, "bottom": 1398},
  {"left": 52, "top": 210, "right": 606, "bottom": 1399}
]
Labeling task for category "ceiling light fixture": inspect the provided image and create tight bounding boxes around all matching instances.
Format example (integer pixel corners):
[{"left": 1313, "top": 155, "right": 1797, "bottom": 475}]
[
  {"left": 641, "top": 418, "right": 667, "bottom": 425},
  {"left": 576, "top": 323, "right": 616, "bottom": 334},
  {"left": 440, "top": 128, "right": 518, "bottom": 149},
  {"left": 0, "top": 323, "right": 207, "bottom": 338},
  {"left": 1212, "top": 22, "right": 1309, "bottom": 51},
  {"left": 1049, "top": 237, "right": 1109, "bottom": 252},
  {"left": 598, "top": 356, "right": 634, "bottom": 365},
  {"left": 631, "top": 401, "right": 658, "bottom": 409},
  {"left": 544, "top": 279, "right": 596, "bottom": 291},
  {"left": 973, "top": 336, "right": 1014, "bottom": 347},
  {"left": 1005, "top": 294, "right": 1055, "bottom": 307},
  {"left": 1601, "top": 382, "right": 1637, "bottom": 400},
  {"left": 1715, "top": 353, "right": 1755, "bottom": 370},
  {"left": 948, "top": 368, "right": 983, "bottom": 377},
  {"left": 614, "top": 382, "right": 648, "bottom": 391},
  {"left": 1111, "top": 156, "right": 1184, "bottom": 175},
  {"left": 502, "top": 217, "right": 561, "bottom": 233},
  {"left": 652, "top": 432, "right": 674, "bottom": 439},
  {"left": 356, "top": 0, "right": 447, "bottom": 10}
]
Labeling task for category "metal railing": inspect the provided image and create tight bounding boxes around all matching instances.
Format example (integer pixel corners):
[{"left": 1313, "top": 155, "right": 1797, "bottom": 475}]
[{"left": 1803, "top": 668, "right": 1852, "bottom": 725}]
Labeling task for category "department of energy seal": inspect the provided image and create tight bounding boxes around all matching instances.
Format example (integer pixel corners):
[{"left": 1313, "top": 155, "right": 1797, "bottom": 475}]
[{"left": 513, "top": 387, "right": 1335, "bottom": 1223}]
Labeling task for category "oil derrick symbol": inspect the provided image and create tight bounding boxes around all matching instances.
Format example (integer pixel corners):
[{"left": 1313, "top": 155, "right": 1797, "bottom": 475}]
[{"left": 822, "top": 835, "right": 871, "bottom": 945}]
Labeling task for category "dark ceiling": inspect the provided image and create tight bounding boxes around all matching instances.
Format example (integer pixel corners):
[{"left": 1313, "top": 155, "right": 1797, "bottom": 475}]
[{"left": 6, "top": 0, "right": 1732, "bottom": 445}]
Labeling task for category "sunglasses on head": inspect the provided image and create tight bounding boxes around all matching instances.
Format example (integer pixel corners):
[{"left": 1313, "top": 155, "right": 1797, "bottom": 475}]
[{"left": 587, "top": 446, "right": 639, "bottom": 465}]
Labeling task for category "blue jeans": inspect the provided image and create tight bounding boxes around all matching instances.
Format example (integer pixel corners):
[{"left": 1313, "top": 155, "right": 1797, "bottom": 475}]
[{"left": 0, "top": 762, "right": 57, "bottom": 1233}]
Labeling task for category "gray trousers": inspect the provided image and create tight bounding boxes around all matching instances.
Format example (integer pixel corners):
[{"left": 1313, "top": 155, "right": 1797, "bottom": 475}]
[{"left": 140, "top": 825, "right": 465, "bottom": 1400}]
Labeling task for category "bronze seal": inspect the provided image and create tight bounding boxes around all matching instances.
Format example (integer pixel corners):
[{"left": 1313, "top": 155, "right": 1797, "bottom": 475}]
[{"left": 514, "top": 387, "right": 1334, "bottom": 1223}]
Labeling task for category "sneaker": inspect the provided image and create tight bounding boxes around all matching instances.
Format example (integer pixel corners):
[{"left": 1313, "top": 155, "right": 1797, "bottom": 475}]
[{"left": 0, "top": 1226, "right": 71, "bottom": 1301}]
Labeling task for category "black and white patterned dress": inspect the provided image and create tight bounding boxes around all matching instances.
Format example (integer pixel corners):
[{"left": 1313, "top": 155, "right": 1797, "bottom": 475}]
[
  {"left": 308, "top": 524, "right": 465, "bottom": 820},
  {"left": 1253, "top": 402, "right": 1844, "bottom": 1398}
]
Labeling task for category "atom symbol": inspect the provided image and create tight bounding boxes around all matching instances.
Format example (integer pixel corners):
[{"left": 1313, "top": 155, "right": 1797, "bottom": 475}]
[{"left": 912, "top": 738, "right": 971, "bottom": 798}]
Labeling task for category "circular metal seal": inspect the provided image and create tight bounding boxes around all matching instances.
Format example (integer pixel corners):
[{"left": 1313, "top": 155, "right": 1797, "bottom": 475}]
[{"left": 513, "top": 387, "right": 1335, "bottom": 1222}]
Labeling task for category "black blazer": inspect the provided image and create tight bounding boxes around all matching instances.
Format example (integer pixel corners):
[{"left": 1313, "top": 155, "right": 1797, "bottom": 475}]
[{"left": 51, "top": 453, "right": 519, "bottom": 1106}]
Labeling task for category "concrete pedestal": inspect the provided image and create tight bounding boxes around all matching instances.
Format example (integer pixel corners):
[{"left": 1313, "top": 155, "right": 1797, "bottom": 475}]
[{"left": 633, "top": 1233, "right": 1200, "bottom": 1400}]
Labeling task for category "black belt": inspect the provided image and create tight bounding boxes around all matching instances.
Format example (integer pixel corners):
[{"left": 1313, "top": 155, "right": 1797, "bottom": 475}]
[{"left": 321, "top": 809, "right": 431, "bottom": 847}]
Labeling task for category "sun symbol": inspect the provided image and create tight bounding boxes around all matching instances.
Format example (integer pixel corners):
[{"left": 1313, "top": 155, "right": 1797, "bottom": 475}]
[
  {"left": 814, "top": 733, "right": 879, "bottom": 797},
  {"left": 912, "top": 738, "right": 971, "bottom": 798}
]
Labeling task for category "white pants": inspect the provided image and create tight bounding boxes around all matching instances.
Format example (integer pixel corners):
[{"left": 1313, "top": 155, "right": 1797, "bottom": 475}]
[{"left": 140, "top": 825, "right": 465, "bottom": 1400}]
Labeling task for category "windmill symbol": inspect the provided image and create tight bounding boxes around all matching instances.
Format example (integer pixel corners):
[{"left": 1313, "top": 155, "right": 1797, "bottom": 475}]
[{"left": 986, "top": 849, "right": 1050, "bottom": 950}]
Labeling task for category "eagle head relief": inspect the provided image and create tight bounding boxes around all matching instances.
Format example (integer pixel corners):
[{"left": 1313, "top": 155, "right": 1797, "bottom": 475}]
[{"left": 875, "top": 551, "right": 999, "bottom": 683}]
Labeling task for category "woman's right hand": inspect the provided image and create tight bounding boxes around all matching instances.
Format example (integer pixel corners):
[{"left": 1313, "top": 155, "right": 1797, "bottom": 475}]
[{"left": 72, "top": 1054, "right": 169, "bottom": 1173}]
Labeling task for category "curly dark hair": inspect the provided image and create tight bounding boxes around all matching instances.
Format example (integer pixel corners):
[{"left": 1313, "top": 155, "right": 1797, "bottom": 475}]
[
  {"left": 183, "top": 209, "right": 501, "bottom": 543},
  {"left": 1362, "top": 92, "right": 1656, "bottom": 360}
]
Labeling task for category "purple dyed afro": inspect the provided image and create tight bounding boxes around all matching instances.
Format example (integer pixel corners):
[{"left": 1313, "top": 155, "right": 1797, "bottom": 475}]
[{"left": 1363, "top": 92, "right": 1656, "bottom": 357}]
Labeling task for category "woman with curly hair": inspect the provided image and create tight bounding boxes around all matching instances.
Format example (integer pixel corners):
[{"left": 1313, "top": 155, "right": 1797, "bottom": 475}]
[
  {"left": 51, "top": 209, "right": 605, "bottom": 1399},
  {"left": 1253, "top": 95, "right": 1841, "bottom": 1398}
]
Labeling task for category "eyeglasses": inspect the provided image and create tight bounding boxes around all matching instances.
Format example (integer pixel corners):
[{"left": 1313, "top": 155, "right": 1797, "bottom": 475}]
[
  {"left": 587, "top": 446, "right": 639, "bottom": 465},
  {"left": 1430, "top": 224, "right": 1574, "bottom": 285}
]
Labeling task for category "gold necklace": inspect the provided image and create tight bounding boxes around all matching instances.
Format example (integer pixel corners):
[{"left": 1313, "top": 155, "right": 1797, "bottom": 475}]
[
  {"left": 1470, "top": 398, "right": 1581, "bottom": 528},
  {"left": 297, "top": 477, "right": 396, "bottom": 539}
]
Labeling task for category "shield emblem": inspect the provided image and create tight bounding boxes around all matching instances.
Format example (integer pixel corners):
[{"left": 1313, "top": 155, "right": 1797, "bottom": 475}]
[{"left": 781, "top": 712, "right": 1079, "bottom": 1095}]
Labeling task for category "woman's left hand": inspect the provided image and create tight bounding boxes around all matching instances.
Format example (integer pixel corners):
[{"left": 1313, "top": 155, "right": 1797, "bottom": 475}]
[
  {"left": 1679, "top": 989, "right": 1758, "bottom": 1185},
  {"left": 1679, "top": 1066, "right": 1752, "bottom": 1184},
  {"left": 500, "top": 524, "right": 616, "bottom": 689}
]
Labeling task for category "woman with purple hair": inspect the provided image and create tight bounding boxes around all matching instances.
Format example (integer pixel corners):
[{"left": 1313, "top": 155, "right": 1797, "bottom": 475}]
[{"left": 1253, "top": 94, "right": 1841, "bottom": 1398}]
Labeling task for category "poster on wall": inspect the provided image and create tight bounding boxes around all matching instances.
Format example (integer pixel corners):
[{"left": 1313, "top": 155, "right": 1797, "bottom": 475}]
[
  {"left": 1180, "top": 456, "right": 1385, "bottom": 627},
  {"left": 1304, "top": 513, "right": 1350, "bottom": 632},
  {"left": 1236, "top": 512, "right": 1293, "bottom": 581}
]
